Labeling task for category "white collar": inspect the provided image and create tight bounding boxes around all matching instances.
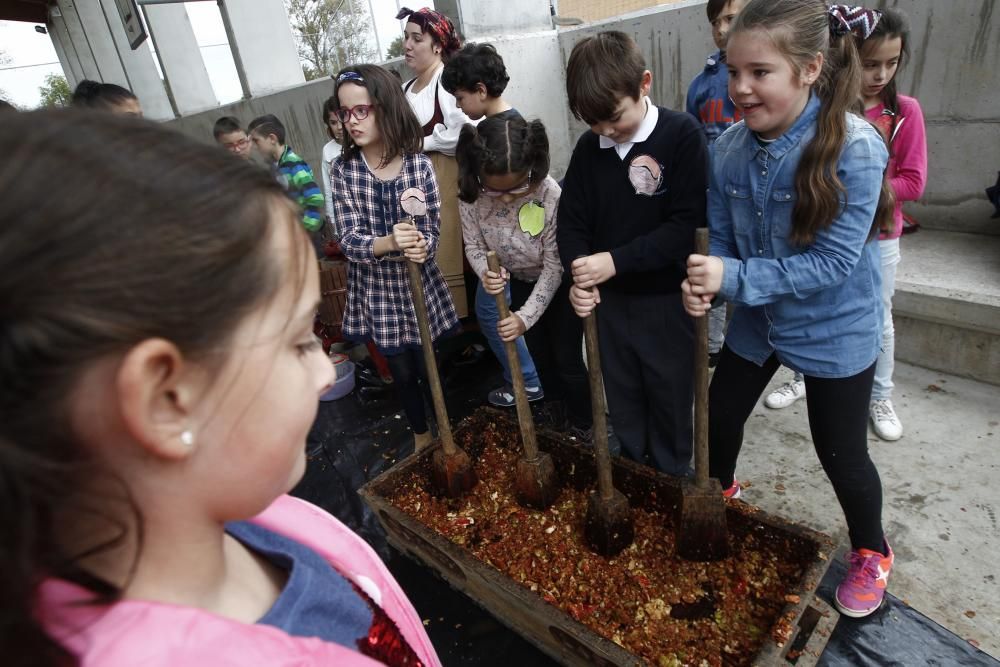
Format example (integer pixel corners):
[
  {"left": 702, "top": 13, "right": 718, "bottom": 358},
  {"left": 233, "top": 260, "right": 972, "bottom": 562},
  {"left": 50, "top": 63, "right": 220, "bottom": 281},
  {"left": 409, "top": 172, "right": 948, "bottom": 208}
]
[{"left": 598, "top": 97, "right": 658, "bottom": 158}]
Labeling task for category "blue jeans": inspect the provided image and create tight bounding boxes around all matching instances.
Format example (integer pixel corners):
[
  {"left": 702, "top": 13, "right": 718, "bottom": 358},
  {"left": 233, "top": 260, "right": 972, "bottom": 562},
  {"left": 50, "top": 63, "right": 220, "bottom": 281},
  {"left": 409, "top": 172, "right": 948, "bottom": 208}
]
[
  {"left": 871, "top": 238, "right": 900, "bottom": 400},
  {"left": 475, "top": 281, "right": 541, "bottom": 389}
]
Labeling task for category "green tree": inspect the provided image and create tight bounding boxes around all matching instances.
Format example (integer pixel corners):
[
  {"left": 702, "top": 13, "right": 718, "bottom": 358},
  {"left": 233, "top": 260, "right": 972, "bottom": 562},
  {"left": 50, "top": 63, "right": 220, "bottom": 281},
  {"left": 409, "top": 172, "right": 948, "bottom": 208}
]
[
  {"left": 38, "top": 74, "right": 73, "bottom": 108},
  {"left": 285, "top": 0, "right": 378, "bottom": 80},
  {"left": 386, "top": 35, "right": 404, "bottom": 59}
]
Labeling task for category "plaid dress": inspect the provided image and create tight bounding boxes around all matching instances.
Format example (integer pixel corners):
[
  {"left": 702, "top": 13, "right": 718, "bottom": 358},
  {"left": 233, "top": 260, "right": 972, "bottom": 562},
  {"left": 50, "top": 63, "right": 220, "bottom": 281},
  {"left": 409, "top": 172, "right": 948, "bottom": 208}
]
[{"left": 331, "top": 152, "right": 460, "bottom": 354}]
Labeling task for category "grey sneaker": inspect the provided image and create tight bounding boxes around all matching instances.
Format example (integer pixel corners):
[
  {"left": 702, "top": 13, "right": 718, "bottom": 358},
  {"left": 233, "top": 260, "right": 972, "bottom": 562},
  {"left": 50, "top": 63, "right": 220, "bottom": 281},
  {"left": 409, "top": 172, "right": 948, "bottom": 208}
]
[
  {"left": 870, "top": 399, "right": 902, "bottom": 441},
  {"left": 764, "top": 380, "right": 806, "bottom": 409},
  {"left": 488, "top": 384, "right": 543, "bottom": 407}
]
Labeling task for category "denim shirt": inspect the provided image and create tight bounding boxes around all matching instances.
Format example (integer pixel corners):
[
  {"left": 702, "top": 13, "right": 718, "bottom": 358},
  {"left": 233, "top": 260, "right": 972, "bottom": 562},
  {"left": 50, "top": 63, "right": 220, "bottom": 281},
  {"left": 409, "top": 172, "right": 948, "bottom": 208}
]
[{"left": 710, "top": 95, "right": 888, "bottom": 378}]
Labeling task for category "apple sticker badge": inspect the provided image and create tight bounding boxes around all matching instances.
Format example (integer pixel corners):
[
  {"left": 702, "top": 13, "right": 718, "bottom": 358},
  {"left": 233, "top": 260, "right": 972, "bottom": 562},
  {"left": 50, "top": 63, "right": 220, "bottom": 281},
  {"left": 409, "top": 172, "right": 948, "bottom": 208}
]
[
  {"left": 628, "top": 155, "right": 664, "bottom": 196},
  {"left": 400, "top": 187, "right": 427, "bottom": 217},
  {"left": 518, "top": 201, "right": 545, "bottom": 237}
]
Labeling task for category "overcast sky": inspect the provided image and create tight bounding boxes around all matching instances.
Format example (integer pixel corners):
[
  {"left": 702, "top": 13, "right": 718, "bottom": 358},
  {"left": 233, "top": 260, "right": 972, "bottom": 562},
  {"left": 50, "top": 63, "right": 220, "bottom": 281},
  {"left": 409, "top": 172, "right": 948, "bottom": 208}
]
[{"left": 0, "top": 0, "right": 417, "bottom": 109}]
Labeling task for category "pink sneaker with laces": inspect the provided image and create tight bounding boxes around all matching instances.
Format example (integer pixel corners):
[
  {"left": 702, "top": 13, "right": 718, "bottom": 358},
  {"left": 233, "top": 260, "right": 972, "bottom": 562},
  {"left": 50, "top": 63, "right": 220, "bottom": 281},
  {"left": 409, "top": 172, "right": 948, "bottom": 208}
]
[{"left": 835, "top": 541, "right": 894, "bottom": 618}]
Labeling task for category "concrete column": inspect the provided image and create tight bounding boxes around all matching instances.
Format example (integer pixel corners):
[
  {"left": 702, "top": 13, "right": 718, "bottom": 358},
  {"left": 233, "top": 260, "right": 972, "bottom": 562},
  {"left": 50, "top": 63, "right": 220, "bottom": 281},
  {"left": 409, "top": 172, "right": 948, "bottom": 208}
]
[
  {"left": 219, "top": 0, "right": 305, "bottom": 97},
  {"left": 50, "top": 0, "right": 174, "bottom": 119},
  {"left": 454, "top": 0, "right": 551, "bottom": 40},
  {"left": 97, "top": 0, "right": 174, "bottom": 120},
  {"left": 143, "top": 3, "right": 218, "bottom": 114},
  {"left": 47, "top": 6, "right": 84, "bottom": 88}
]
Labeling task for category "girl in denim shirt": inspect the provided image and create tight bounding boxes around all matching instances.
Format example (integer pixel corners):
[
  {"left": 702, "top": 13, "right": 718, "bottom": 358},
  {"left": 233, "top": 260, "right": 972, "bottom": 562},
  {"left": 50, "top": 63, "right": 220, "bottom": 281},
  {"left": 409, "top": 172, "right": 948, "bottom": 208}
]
[{"left": 683, "top": 0, "right": 895, "bottom": 619}]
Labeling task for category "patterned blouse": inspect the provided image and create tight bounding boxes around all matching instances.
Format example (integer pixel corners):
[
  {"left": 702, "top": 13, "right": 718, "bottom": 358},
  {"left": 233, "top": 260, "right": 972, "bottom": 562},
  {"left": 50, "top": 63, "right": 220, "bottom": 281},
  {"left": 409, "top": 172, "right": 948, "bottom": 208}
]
[
  {"left": 332, "top": 151, "right": 459, "bottom": 354},
  {"left": 459, "top": 175, "right": 564, "bottom": 330}
]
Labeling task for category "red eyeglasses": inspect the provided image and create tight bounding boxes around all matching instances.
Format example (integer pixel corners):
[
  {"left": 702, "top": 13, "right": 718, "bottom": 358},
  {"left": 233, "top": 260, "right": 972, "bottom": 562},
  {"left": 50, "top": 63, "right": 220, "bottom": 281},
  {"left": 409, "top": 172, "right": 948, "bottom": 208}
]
[{"left": 335, "top": 104, "right": 376, "bottom": 123}]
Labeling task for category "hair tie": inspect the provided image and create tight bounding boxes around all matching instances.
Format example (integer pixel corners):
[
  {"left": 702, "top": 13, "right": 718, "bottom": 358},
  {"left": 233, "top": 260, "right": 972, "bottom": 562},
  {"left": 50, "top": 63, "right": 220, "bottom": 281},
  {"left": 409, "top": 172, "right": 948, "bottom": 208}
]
[
  {"left": 828, "top": 5, "right": 882, "bottom": 40},
  {"left": 337, "top": 71, "right": 364, "bottom": 84}
]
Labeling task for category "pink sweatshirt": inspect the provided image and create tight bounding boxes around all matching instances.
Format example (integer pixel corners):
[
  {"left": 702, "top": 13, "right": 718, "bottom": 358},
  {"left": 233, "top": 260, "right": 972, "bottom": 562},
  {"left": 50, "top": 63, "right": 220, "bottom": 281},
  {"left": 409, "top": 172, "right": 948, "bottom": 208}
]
[
  {"left": 866, "top": 94, "right": 927, "bottom": 240},
  {"left": 38, "top": 495, "right": 441, "bottom": 667}
]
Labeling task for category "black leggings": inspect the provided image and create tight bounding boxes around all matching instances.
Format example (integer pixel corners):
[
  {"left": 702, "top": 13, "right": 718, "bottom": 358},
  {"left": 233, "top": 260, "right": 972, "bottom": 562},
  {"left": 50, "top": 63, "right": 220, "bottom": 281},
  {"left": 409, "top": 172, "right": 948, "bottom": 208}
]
[
  {"left": 384, "top": 347, "right": 431, "bottom": 435},
  {"left": 709, "top": 345, "right": 884, "bottom": 552}
]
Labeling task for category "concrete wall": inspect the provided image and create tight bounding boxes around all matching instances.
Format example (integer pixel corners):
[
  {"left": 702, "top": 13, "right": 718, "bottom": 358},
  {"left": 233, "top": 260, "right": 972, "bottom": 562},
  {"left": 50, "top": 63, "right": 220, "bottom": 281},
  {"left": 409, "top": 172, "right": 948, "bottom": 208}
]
[
  {"left": 555, "top": 0, "right": 1000, "bottom": 233},
  {"left": 166, "top": 32, "right": 572, "bottom": 191},
  {"left": 166, "top": 0, "right": 999, "bottom": 233}
]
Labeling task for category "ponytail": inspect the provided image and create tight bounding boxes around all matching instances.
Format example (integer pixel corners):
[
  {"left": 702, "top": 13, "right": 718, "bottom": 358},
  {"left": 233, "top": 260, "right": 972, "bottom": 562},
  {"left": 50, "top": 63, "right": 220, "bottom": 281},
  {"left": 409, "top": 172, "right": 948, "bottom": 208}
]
[
  {"left": 524, "top": 119, "right": 551, "bottom": 187},
  {"left": 456, "top": 123, "right": 486, "bottom": 203},
  {"left": 791, "top": 28, "right": 862, "bottom": 245}
]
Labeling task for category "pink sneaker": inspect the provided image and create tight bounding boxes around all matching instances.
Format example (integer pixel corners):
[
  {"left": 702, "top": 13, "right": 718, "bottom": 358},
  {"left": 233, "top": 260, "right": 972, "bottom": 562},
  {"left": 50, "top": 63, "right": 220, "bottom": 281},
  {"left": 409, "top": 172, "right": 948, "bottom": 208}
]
[
  {"left": 722, "top": 479, "right": 742, "bottom": 499},
  {"left": 835, "top": 541, "right": 894, "bottom": 618}
]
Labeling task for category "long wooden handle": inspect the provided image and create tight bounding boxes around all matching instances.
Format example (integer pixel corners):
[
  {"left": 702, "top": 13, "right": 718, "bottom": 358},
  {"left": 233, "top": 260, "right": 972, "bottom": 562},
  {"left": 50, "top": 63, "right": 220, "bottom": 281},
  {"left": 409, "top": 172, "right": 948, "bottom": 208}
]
[
  {"left": 406, "top": 258, "right": 456, "bottom": 456},
  {"left": 582, "top": 300, "right": 614, "bottom": 502},
  {"left": 694, "top": 228, "right": 710, "bottom": 487},
  {"left": 486, "top": 252, "right": 540, "bottom": 460}
]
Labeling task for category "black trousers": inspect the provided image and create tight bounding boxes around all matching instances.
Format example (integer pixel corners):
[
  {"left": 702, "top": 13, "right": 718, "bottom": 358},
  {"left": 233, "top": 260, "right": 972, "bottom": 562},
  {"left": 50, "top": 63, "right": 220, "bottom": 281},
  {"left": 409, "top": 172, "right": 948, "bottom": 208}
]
[
  {"left": 509, "top": 277, "right": 593, "bottom": 429},
  {"left": 384, "top": 347, "right": 431, "bottom": 434},
  {"left": 595, "top": 289, "right": 694, "bottom": 476},
  {"left": 709, "top": 345, "right": 884, "bottom": 552}
]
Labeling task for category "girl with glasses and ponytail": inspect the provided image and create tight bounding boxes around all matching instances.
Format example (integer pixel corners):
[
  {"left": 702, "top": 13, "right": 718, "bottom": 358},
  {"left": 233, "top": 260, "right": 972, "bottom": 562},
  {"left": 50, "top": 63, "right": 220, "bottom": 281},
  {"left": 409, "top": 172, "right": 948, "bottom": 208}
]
[
  {"left": 331, "top": 64, "right": 460, "bottom": 455},
  {"left": 683, "top": 0, "right": 897, "bottom": 618}
]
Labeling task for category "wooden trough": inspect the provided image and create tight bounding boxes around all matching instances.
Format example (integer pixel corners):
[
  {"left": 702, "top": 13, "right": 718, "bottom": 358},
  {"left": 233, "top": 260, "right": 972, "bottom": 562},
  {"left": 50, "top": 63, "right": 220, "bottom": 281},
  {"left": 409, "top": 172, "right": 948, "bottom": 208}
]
[{"left": 360, "top": 407, "right": 838, "bottom": 666}]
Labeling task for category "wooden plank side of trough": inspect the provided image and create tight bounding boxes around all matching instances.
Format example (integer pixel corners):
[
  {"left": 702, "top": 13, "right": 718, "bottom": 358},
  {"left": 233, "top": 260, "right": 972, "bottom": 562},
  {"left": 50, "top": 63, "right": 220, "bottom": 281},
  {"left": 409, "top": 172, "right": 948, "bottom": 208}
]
[
  {"left": 360, "top": 407, "right": 838, "bottom": 666},
  {"left": 359, "top": 479, "right": 640, "bottom": 666}
]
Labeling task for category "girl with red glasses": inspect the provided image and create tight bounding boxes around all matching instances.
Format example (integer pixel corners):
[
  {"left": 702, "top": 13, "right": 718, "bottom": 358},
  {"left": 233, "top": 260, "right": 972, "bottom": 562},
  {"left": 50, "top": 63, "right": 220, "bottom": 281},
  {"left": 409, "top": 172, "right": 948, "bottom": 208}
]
[{"left": 331, "top": 65, "right": 460, "bottom": 454}]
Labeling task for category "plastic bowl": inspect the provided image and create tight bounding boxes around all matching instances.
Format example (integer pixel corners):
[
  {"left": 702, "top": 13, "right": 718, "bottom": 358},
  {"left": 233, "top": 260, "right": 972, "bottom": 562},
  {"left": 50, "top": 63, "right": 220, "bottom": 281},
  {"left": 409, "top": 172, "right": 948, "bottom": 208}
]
[{"left": 320, "top": 354, "right": 355, "bottom": 401}]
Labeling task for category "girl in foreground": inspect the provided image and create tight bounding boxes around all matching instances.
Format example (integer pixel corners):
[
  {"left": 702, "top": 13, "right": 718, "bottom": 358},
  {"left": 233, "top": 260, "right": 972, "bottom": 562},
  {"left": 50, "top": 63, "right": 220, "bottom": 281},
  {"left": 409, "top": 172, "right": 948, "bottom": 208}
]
[{"left": 0, "top": 110, "right": 438, "bottom": 666}]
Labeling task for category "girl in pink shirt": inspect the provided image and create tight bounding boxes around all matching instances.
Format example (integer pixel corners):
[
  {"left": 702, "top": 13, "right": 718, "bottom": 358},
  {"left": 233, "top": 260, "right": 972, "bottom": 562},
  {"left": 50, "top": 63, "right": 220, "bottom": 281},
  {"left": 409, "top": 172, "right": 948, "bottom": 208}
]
[
  {"left": 1, "top": 110, "right": 438, "bottom": 667},
  {"left": 860, "top": 7, "right": 927, "bottom": 441}
]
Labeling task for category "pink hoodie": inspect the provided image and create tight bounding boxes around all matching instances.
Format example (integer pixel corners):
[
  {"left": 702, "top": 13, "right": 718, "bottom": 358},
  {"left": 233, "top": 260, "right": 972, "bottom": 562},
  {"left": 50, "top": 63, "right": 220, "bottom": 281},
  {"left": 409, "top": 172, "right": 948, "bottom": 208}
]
[
  {"left": 866, "top": 94, "right": 927, "bottom": 240},
  {"left": 38, "top": 495, "right": 441, "bottom": 667}
]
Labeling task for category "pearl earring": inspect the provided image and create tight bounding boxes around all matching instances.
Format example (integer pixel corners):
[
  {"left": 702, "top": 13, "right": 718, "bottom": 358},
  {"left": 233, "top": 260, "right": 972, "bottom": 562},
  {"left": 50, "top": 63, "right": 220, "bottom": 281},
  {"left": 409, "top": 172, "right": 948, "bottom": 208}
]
[{"left": 180, "top": 430, "right": 194, "bottom": 447}]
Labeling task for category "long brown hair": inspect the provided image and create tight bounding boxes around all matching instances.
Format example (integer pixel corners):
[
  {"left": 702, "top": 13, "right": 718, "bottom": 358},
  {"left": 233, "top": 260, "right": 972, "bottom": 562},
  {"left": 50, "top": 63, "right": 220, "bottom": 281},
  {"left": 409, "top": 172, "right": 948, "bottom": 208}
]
[
  {"left": 731, "top": 0, "right": 893, "bottom": 244},
  {"left": 0, "top": 110, "right": 307, "bottom": 665},
  {"left": 334, "top": 64, "right": 422, "bottom": 168}
]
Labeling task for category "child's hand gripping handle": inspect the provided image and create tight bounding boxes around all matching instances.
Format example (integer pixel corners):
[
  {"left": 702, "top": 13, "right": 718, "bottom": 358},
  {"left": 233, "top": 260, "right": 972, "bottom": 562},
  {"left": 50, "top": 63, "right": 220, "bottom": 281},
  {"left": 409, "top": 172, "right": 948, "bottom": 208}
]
[
  {"left": 403, "top": 217, "right": 457, "bottom": 455},
  {"left": 486, "top": 251, "right": 540, "bottom": 460}
]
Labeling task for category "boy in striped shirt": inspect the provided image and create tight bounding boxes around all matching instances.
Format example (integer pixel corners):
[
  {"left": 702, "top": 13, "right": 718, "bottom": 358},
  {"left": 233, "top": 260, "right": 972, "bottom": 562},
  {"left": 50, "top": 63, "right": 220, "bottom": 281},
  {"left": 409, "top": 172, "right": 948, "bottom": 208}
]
[{"left": 248, "top": 114, "right": 325, "bottom": 234}]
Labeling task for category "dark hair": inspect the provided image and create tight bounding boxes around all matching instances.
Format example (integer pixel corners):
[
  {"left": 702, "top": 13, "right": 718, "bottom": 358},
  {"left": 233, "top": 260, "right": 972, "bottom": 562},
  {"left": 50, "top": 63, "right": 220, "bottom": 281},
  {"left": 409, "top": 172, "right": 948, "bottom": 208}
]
[
  {"left": 0, "top": 100, "right": 16, "bottom": 113},
  {"left": 730, "top": 0, "right": 892, "bottom": 244},
  {"left": 706, "top": 0, "right": 730, "bottom": 22},
  {"left": 212, "top": 115, "right": 243, "bottom": 139},
  {"left": 566, "top": 31, "right": 647, "bottom": 126},
  {"left": 247, "top": 114, "right": 286, "bottom": 144},
  {"left": 71, "top": 79, "right": 138, "bottom": 112},
  {"left": 334, "top": 64, "right": 422, "bottom": 168},
  {"left": 0, "top": 110, "right": 307, "bottom": 665},
  {"left": 859, "top": 8, "right": 910, "bottom": 121},
  {"left": 322, "top": 96, "right": 341, "bottom": 139},
  {"left": 455, "top": 116, "right": 550, "bottom": 204},
  {"left": 441, "top": 43, "right": 509, "bottom": 97}
]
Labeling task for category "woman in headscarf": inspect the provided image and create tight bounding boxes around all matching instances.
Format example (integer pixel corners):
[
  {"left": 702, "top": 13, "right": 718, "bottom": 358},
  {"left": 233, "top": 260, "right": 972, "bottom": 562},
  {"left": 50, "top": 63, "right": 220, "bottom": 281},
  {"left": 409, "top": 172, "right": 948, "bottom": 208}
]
[{"left": 396, "top": 6, "right": 475, "bottom": 316}]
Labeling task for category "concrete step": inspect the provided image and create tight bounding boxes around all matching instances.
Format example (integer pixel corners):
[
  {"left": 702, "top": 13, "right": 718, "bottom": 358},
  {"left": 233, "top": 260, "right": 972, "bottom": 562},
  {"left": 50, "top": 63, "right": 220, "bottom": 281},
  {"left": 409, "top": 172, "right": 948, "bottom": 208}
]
[{"left": 893, "top": 229, "right": 1000, "bottom": 385}]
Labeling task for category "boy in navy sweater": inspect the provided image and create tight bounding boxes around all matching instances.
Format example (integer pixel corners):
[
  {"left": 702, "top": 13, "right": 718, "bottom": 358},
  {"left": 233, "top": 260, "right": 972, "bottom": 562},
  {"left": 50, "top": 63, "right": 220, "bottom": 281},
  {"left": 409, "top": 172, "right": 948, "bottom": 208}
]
[
  {"left": 686, "top": 0, "right": 745, "bottom": 365},
  {"left": 558, "top": 31, "right": 708, "bottom": 476}
]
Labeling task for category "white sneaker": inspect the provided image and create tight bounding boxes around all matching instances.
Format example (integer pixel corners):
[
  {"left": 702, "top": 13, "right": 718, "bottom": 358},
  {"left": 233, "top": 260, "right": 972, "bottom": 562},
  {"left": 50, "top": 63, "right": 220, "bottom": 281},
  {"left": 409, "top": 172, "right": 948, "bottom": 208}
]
[
  {"left": 870, "top": 399, "right": 903, "bottom": 441},
  {"left": 764, "top": 380, "right": 806, "bottom": 409}
]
